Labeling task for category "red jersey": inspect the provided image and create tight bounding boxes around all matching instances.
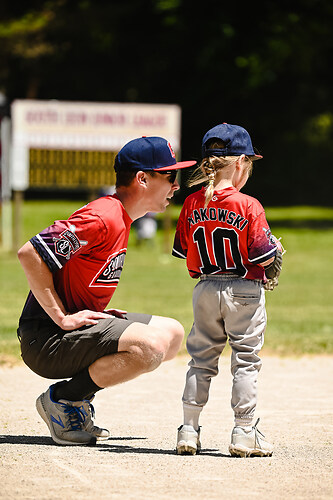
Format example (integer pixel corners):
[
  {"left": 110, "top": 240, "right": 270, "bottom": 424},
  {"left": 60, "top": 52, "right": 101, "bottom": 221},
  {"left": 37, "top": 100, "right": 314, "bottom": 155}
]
[
  {"left": 172, "top": 186, "right": 277, "bottom": 280},
  {"left": 21, "top": 195, "right": 132, "bottom": 320}
]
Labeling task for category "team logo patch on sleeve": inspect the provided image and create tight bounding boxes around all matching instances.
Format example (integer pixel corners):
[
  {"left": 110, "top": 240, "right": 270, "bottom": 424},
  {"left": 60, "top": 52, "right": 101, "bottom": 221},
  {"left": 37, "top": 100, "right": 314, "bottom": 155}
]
[
  {"left": 53, "top": 229, "right": 83, "bottom": 259},
  {"left": 90, "top": 250, "right": 126, "bottom": 287}
]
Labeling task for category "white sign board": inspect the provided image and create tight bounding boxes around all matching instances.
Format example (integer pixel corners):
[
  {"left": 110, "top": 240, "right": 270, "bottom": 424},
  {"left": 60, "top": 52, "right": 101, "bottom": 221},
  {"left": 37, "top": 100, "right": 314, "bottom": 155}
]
[{"left": 11, "top": 100, "right": 182, "bottom": 190}]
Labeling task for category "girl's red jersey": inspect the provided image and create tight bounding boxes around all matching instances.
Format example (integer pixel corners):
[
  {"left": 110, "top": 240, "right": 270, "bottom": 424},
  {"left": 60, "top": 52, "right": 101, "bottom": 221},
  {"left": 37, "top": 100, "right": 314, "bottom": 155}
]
[
  {"left": 21, "top": 195, "right": 132, "bottom": 319},
  {"left": 172, "top": 186, "right": 277, "bottom": 280}
]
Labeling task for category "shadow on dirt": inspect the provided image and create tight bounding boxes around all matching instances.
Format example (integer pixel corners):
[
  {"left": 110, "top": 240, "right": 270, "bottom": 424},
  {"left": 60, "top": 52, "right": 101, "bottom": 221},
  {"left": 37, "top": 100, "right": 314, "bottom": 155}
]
[
  {"left": 0, "top": 434, "right": 144, "bottom": 446},
  {"left": 98, "top": 442, "right": 229, "bottom": 457},
  {"left": 0, "top": 434, "right": 54, "bottom": 446},
  {"left": 0, "top": 434, "right": 230, "bottom": 457}
]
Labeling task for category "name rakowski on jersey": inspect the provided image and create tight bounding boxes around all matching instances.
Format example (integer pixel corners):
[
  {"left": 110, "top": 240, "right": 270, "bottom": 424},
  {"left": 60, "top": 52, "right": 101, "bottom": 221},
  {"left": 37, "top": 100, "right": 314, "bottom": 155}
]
[
  {"left": 188, "top": 207, "right": 248, "bottom": 231},
  {"left": 90, "top": 250, "right": 126, "bottom": 288}
]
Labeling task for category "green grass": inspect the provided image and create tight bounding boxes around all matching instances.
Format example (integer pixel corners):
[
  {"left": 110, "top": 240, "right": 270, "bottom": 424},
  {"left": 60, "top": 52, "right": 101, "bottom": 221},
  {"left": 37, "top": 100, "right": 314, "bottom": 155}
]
[
  {"left": 263, "top": 227, "right": 333, "bottom": 354},
  {"left": 21, "top": 199, "right": 89, "bottom": 242},
  {"left": 1, "top": 200, "right": 332, "bottom": 364},
  {"left": 266, "top": 205, "right": 333, "bottom": 221}
]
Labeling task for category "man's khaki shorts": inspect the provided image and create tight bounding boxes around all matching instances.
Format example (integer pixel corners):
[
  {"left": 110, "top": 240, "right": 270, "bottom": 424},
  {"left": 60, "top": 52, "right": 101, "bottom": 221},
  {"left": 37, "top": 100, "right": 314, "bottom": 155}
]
[{"left": 18, "top": 312, "right": 152, "bottom": 379}]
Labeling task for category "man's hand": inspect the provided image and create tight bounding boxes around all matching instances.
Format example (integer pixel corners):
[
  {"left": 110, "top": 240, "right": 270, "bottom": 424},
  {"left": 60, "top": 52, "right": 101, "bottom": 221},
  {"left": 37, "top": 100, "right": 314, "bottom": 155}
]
[{"left": 59, "top": 310, "right": 113, "bottom": 330}]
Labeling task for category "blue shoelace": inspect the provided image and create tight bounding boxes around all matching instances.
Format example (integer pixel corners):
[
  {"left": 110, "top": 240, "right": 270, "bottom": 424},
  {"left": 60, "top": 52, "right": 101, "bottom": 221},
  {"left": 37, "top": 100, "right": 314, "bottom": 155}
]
[{"left": 63, "top": 404, "right": 87, "bottom": 431}]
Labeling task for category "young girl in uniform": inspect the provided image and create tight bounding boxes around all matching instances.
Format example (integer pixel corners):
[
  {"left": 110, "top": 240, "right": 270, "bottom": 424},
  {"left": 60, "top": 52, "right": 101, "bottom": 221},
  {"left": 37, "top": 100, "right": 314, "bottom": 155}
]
[{"left": 172, "top": 123, "right": 283, "bottom": 457}]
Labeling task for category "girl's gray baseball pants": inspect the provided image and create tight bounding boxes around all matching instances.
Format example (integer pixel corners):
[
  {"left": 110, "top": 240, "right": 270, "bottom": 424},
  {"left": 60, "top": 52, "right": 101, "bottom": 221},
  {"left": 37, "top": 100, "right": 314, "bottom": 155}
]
[{"left": 182, "top": 274, "right": 267, "bottom": 426}]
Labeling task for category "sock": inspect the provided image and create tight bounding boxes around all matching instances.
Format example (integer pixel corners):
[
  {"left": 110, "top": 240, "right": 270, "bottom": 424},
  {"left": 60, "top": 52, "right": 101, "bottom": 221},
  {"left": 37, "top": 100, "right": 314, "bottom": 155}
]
[
  {"left": 183, "top": 402, "right": 203, "bottom": 430},
  {"left": 235, "top": 416, "right": 253, "bottom": 429},
  {"left": 239, "top": 425, "right": 252, "bottom": 432},
  {"left": 53, "top": 367, "right": 103, "bottom": 402}
]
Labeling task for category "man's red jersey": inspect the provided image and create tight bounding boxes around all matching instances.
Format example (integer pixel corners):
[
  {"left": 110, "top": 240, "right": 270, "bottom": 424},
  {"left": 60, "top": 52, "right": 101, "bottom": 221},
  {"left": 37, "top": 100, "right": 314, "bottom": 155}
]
[
  {"left": 172, "top": 186, "right": 277, "bottom": 280},
  {"left": 21, "top": 195, "right": 132, "bottom": 320}
]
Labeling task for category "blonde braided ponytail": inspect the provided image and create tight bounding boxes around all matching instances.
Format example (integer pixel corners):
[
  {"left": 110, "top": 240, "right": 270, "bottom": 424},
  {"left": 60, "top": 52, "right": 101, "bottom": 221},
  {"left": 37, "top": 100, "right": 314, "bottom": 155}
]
[
  {"left": 203, "top": 158, "right": 216, "bottom": 208},
  {"left": 186, "top": 140, "right": 234, "bottom": 206}
]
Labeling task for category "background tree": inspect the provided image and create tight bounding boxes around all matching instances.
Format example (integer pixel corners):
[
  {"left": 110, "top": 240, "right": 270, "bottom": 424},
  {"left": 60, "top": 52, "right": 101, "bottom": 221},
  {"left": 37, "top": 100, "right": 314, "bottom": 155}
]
[{"left": 0, "top": 0, "right": 332, "bottom": 205}]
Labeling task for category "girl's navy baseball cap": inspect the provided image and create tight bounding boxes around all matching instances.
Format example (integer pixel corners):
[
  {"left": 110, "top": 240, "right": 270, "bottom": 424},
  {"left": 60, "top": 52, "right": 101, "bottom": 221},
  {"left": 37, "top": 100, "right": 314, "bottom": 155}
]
[
  {"left": 202, "top": 123, "right": 263, "bottom": 160},
  {"left": 114, "top": 136, "right": 197, "bottom": 172}
]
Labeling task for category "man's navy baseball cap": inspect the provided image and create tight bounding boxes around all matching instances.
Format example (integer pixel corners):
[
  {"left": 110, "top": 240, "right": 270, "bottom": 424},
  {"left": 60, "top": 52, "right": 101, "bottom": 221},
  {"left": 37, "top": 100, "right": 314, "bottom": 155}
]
[
  {"left": 202, "top": 123, "right": 263, "bottom": 160},
  {"left": 115, "top": 136, "right": 197, "bottom": 172}
]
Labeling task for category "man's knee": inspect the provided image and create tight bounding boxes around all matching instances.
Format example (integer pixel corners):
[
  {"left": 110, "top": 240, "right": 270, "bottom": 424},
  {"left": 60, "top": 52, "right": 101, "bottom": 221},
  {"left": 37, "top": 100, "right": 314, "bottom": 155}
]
[
  {"left": 165, "top": 318, "right": 184, "bottom": 359},
  {"left": 169, "top": 318, "right": 185, "bottom": 344},
  {"left": 129, "top": 333, "right": 167, "bottom": 372},
  {"left": 119, "top": 322, "right": 170, "bottom": 372},
  {"left": 148, "top": 316, "right": 184, "bottom": 359}
]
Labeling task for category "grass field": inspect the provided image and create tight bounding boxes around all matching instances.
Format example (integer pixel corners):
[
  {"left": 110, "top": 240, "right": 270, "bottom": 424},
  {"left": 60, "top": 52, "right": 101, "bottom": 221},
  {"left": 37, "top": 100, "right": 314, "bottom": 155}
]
[{"left": 1, "top": 201, "right": 333, "bottom": 363}]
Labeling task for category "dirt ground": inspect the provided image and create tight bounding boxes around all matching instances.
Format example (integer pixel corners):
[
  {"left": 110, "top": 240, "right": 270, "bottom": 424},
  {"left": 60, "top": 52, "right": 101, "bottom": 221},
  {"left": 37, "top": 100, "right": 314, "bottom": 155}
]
[{"left": 0, "top": 354, "right": 332, "bottom": 500}]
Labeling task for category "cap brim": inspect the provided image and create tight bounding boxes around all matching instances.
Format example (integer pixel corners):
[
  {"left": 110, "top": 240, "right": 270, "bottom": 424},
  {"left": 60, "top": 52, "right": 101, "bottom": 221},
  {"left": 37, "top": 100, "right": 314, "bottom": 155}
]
[
  {"left": 154, "top": 160, "right": 197, "bottom": 171},
  {"left": 250, "top": 154, "right": 263, "bottom": 161}
]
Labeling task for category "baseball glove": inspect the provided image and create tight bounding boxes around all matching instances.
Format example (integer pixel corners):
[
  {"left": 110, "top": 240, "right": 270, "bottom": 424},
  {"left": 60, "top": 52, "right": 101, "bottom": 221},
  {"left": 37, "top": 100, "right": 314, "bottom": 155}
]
[{"left": 263, "top": 236, "right": 286, "bottom": 291}]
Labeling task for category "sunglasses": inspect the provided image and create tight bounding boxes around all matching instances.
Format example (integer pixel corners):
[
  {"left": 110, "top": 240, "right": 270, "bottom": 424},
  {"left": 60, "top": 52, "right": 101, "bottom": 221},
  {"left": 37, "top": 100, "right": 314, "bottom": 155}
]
[{"left": 156, "top": 170, "right": 178, "bottom": 183}]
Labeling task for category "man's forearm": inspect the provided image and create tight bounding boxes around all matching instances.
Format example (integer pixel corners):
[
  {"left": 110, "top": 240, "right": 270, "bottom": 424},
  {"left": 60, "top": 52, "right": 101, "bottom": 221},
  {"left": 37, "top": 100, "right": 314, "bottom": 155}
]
[{"left": 17, "top": 241, "right": 67, "bottom": 325}]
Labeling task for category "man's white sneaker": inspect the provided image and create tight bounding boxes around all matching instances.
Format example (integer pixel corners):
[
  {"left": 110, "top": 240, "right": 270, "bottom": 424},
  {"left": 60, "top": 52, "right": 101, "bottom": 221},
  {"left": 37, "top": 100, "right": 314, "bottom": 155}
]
[
  {"left": 36, "top": 385, "right": 96, "bottom": 446},
  {"left": 80, "top": 397, "right": 110, "bottom": 440},
  {"left": 229, "top": 418, "right": 273, "bottom": 457},
  {"left": 176, "top": 425, "right": 201, "bottom": 455}
]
